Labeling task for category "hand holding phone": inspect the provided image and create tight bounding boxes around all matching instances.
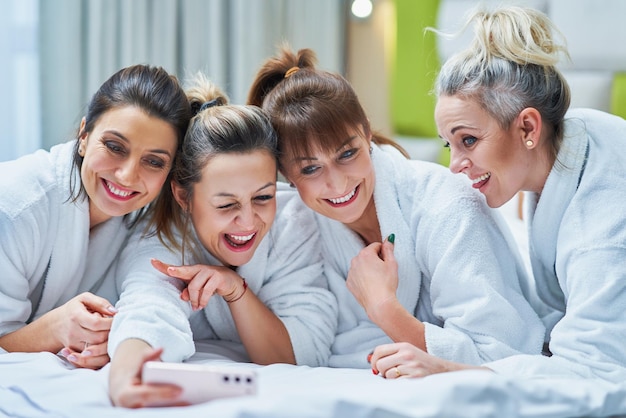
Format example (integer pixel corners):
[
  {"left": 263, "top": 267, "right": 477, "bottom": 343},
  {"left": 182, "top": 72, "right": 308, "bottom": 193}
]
[{"left": 142, "top": 361, "right": 257, "bottom": 405}]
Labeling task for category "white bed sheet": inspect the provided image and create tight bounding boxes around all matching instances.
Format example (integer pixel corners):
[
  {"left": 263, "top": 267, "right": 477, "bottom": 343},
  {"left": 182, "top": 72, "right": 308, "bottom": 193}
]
[{"left": 2, "top": 350, "right": 626, "bottom": 418}]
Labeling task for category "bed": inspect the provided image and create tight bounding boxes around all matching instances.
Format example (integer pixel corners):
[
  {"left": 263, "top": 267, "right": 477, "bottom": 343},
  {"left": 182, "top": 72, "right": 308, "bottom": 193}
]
[
  {"left": 3, "top": 338, "right": 626, "bottom": 418},
  {"left": 4, "top": 173, "right": 625, "bottom": 418},
  {"left": 3, "top": 197, "right": 625, "bottom": 418}
]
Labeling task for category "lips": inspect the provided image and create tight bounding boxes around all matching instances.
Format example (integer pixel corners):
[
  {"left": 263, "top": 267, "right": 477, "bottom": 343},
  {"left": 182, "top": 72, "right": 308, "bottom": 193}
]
[
  {"left": 326, "top": 185, "right": 359, "bottom": 207},
  {"left": 471, "top": 172, "right": 491, "bottom": 189},
  {"left": 224, "top": 232, "right": 257, "bottom": 252},
  {"left": 102, "top": 179, "right": 137, "bottom": 201}
]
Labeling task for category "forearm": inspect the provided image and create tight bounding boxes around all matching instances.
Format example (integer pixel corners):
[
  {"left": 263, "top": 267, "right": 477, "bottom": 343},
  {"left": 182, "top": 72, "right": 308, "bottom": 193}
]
[
  {"left": 110, "top": 339, "right": 153, "bottom": 386},
  {"left": 368, "top": 297, "right": 427, "bottom": 351},
  {"left": 0, "top": 310, "right": 62, "bottom": 353},
  {"left": 229, "top": 292, "right": 296, "bottom": 365}
]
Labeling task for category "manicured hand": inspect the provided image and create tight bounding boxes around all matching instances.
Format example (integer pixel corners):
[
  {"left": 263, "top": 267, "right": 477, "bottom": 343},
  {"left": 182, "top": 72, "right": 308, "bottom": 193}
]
[
  {"left": 56, "top": 292, "right": 117, "bottom": 370},
  {"left": 346, "top": 238, "right": 399, "bottom": 316},
  {"left": 151, "top": 259, "right": 244, "bottom": 310},
  {"left": 110, "top": 346, "right": 187, "bottom": 408}
]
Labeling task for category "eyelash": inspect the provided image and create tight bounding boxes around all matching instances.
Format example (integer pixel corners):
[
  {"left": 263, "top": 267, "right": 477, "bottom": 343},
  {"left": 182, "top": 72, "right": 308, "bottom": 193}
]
[
  {"left": 442, "top": 137, "right": 478, "bottom": 149},
  {"left": 462, "top": 136, "right": 478, "bottom": 147},
  {"left": 217, "top": 194, "right": 275, "bottom": 210},
  {"left": 299, "top": 147, "right": 359, "bottom": 176},
  {"left": 103, "top": 140, "right": 167, "bottom": 170}
]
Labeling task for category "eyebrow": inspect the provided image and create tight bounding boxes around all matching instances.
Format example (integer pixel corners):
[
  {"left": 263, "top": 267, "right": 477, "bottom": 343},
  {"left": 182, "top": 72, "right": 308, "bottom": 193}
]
[
  {"left": 105, "top": 130, "right": 173, "bottom": 157},
  {"left": 450, "top": 125, "right": 472, "bottom": 135},
  {"left": 214, "top": 182, "right": 276, "bottom": 198},
  {"left": 291, "top": 135, "right": 358, "bottom": 162}
]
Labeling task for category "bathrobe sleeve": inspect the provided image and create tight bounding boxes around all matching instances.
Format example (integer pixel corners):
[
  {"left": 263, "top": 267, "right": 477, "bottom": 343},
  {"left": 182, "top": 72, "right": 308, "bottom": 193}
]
[
  {"left": 241, "top": 190, "right": 338, "bottom": 367},
  {"left": 0, "top": 143, "right": 108, "bottom": 339},
  {"left": 108, "top": 229, "right": 195, "bottom": 362},
  {"left": 407, "top": 163, "right": 544, "bottom": 364},
  {"left": 487, "top": 108, "right": 626, "bottom": 383},
  {"left": 0, "top": 202, "right": 47, "bottom": 337}
]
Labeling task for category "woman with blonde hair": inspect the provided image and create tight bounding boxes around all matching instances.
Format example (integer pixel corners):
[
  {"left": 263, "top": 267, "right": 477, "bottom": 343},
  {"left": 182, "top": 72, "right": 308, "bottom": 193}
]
[{"left": 371, "top": 5, "right": 626, "bottom": 383}]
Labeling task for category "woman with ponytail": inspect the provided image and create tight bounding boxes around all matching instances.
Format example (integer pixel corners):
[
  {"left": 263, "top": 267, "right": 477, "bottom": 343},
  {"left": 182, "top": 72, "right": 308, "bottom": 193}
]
[
  {"left": 108, "top": 73, "right": 336, "bottom": 407},
  {"left": 372, "top": 5, "right": 626, "bottom": 383},
  {"left": 248, "top": 45, "right": 543, "bottom": 376}
]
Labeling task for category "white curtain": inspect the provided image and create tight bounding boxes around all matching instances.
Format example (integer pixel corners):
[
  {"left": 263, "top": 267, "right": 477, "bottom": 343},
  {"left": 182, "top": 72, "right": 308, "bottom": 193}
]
[
  {"left": 0, "top": 0, "right": 40, "bottom": 162},
  {"left": 36, "top": 0, "right": 347, "bottom": 151}
]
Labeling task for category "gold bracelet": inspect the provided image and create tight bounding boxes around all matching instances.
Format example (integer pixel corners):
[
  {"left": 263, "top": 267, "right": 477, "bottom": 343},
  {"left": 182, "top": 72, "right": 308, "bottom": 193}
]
[{"left": 225, "top": 279, "right": 248, "bottom": 303}]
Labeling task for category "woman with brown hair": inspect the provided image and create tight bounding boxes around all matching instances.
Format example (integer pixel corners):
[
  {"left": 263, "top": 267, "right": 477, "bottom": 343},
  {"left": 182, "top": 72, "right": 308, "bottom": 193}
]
[{"left": 247, "top": 46, "right": 543, "bottom": 376}]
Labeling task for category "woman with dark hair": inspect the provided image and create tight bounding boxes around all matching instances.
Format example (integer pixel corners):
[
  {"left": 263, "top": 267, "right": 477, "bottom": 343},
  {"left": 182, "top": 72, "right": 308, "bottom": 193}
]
[
  {"left": 247, "top": 46, "right": 543, "bottom": 376},
  {"left": 0, "top": 64, "right": 191, "bottom": 370},
  {"left": 108, "top": 73, "right": 336, "bottom": 408}
]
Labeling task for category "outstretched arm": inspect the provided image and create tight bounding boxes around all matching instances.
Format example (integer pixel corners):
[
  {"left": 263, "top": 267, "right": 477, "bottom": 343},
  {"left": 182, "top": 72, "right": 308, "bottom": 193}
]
[{"left": 109, "top": 339, "right": 185, "bottom": 408}]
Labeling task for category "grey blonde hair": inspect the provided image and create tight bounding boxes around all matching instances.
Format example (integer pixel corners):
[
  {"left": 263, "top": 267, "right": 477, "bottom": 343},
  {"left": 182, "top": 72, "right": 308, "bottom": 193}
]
[
  {"left": 153, "top": 72, "right": 278, "bottom": 255},
  {"left": 432, "top": 6, "right": 571, "bottom": 161}
]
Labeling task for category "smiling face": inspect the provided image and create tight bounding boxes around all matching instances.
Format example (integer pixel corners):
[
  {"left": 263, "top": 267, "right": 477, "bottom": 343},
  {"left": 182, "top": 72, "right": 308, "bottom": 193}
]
[
  {"left": 79, "top": 105, "right": 178, "bottom": 228},
  {"left": 177, "top": 150, "right": 277, "bottom": 268},
  {"left": 435, "top": 95, "right": 534, "bottom": 208},
  {"left": 280, "top": 126, "right": 374, "bottom": 225}
]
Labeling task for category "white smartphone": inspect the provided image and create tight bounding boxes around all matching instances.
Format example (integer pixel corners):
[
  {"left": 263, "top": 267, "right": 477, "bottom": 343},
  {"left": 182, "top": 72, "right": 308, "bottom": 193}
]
[{"left": 142, "top": 361, "right": 258, "bottom": 405}]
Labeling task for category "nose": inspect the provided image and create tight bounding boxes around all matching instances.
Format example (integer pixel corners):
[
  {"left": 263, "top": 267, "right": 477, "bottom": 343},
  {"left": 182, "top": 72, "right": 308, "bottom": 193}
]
[
  {"left": 117, "top": 158, "right": 140, "bottom": 186},
  {"left": 236, "top": 204, "right": 256, "bottom": 229},
  {"left": 448, "top": 149, "right": 470, "bottom": 174},
  {"left": 323, "top": 165, "right": 348, "bottom": 194}
]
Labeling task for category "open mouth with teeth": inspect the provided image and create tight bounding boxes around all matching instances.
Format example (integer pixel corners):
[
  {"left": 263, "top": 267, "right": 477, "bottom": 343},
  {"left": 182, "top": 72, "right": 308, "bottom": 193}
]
[
  {"left": 102, "top": 179, "right": 137, "bottom": 201},
  {"left": 224, "top": 232, "right": 257, "bottom": 252},
  {"left": 472, "top": 172, "right": 491, "bottom": 189},
  {"left": 326, "top": 185, "right": 359, "bottom": 207}
]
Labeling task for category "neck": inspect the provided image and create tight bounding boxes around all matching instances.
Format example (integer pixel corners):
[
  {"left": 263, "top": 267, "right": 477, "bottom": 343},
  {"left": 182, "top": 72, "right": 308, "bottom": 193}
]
[
  {"left": 527, "top": 147, "right": 556, "bottom": 195},
  {"left": 346, "top": 197, "right": 381, "bottom": 245}
]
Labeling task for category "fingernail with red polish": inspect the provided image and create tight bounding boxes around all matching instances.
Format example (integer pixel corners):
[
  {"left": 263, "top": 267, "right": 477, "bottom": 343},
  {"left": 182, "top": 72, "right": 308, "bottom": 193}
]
[
  {"left": 367, "top": 351, "right": 373, "bottom": 363},
  {"left": 372, "top": 368, "right": 379, "bottom": 375}
]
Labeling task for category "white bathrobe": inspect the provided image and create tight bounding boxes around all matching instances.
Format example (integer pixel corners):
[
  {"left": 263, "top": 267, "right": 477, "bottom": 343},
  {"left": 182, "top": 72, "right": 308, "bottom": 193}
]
[
  {"left": 486, "top": 108, "right": 626, "bottom": 383},
  {"left": 324, "top": 144, "right": 545, "bottom": 368},
  {"left": 0, "top": 141, "right": 128, "bottom": 340},
  {"left": 109, "top": 187, "right": 338, "bottom": 367}
]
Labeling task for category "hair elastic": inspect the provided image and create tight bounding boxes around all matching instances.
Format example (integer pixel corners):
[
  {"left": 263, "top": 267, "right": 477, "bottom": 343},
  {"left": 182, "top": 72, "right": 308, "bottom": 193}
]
[
  {"left": 284, "top": 66, "right": 300, "bottom": 78},
  {"left": 192, "top": 98, "right": 223, "bottom": 116}
]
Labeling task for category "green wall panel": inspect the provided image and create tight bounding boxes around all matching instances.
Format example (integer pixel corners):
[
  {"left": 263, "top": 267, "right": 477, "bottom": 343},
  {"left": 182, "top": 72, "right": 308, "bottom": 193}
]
[
  {"left": 391, "top": 0, "right": 440, "bottom": 138},
  {"left": 612, "top": 73, "right": 626, "bottom": 120}
]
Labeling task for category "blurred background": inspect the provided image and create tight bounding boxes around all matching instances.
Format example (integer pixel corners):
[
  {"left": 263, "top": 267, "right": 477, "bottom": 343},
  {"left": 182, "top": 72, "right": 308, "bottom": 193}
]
[{"left": 2, "top": 0, "right": 625, "bottom": 164}]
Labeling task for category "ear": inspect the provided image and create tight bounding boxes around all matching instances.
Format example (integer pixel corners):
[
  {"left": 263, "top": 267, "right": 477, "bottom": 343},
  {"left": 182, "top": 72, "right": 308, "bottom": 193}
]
[
  {"left": 517, "top": 107, "right": 542, "bottom": 149},
  {"left": 78, "top": 117, "right": 88, "bottom": 139},
  {"left": 171, "top": 180, "right": 190, "bottom": 213}
]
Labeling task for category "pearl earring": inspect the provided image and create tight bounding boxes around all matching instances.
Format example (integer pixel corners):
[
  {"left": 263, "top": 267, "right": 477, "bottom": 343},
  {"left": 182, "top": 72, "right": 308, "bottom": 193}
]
[{"left": 526, "top": 140, "right": 534, "bottom": 147}]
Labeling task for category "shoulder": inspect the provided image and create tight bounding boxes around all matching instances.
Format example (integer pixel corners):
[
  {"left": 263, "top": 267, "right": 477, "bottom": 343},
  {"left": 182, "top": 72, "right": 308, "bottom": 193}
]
[
  {"left": 565, "top": 108, "right": 626, "bottom": 139},
  {"left": 275, "top": 183, "right": 314, "bottom": 222},
  {"left": 0, "top": 143, "right": 72, "bottom": 220},
  {"left": 393, "top": 156, "right": 483, "bottom": 213}
]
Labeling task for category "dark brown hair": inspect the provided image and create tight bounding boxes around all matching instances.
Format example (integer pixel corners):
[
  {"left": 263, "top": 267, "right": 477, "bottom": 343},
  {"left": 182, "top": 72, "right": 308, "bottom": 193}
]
[
  {"left": 69, "top": 64, "right": 192, "bottom": 227},
  {"left": 247, "top": 46, "right": 408, "bottom": 173}
]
